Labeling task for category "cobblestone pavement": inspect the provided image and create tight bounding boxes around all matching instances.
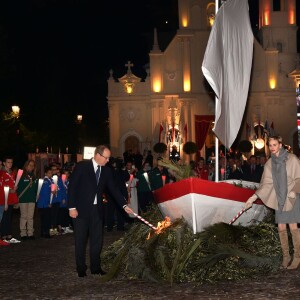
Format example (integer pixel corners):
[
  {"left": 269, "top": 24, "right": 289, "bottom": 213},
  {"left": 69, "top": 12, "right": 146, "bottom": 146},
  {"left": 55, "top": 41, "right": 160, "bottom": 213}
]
[{"left": 1, "top": 209, "right": 300, "bottom": 299}]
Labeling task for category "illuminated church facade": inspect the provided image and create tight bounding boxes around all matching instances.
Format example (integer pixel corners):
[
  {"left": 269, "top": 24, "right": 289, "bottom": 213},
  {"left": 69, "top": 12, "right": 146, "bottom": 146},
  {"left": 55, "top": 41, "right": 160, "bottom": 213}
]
[{"left": 107, "top": 0, "right": 299, "bottom": 160}]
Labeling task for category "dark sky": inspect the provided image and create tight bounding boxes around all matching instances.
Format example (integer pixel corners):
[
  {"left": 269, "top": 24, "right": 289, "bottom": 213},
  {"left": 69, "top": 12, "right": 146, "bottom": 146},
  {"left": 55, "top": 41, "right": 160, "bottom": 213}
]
[
  {"left": 0, "top": 0, "right": 299, "bottom": 148},
  {"left": 0, "top": 0, "right": 178, "bottom": 134}
]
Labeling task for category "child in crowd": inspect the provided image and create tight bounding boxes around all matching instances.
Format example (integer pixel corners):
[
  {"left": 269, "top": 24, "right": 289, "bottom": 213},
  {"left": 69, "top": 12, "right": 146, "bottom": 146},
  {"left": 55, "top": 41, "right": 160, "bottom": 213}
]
[
  {"left": 50, "top": 164, "right": 67, "bottom": 235},
  {"left": 37, "top": 167, "right": 53, "bottom": 238},
  {"left": 60, "top": 170, "right": 73, "bottom": 233}
]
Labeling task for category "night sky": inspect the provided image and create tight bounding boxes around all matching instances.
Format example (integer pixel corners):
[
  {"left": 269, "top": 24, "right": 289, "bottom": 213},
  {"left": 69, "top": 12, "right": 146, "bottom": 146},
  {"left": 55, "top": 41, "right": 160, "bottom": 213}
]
[{"left": 0, "top": 0, "right": 299, "bottom": 152}]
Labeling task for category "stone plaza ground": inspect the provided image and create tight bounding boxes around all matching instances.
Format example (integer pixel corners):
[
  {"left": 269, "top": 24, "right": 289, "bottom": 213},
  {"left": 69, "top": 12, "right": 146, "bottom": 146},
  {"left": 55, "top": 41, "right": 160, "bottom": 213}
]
[{"left": 0, "top": 209, "right": 300, "bottom": 299}]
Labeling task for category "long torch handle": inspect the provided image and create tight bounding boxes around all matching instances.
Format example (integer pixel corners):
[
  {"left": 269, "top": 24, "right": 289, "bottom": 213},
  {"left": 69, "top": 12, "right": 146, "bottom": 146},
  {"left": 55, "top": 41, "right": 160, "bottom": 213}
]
[
  {"left": 229, "top": 208, "right": 246, "bottom": 225},
  {"left": 133, "top": 212, "right": 157, "bottom": 231}
]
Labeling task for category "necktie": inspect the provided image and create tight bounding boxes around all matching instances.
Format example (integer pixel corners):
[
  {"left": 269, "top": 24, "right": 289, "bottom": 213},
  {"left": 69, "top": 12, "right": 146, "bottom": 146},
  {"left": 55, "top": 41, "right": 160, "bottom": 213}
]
[{"left": 96, "top": 165, "right": 100, "bottom": 183}]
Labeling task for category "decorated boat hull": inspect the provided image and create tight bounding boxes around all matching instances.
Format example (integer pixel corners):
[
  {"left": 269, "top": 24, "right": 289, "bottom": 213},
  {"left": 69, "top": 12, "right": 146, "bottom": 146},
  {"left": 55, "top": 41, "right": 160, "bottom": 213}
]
[{"left": 153, "top": 178, "right": 269, "bottom": 233}]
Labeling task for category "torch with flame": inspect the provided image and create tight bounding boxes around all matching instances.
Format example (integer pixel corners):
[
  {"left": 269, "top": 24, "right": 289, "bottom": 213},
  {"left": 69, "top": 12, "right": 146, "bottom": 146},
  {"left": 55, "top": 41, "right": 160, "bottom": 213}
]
[
  {"left": 132, "top": 211, "right": 172, "bottom": 239},
  {"left": 147, "top": 216, "right": 172, "bottom": 240}
]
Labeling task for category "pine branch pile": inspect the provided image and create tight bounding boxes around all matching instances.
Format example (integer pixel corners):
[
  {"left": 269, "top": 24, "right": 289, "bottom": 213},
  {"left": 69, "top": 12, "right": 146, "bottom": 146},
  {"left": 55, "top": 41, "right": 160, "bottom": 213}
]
[
  {"left": 157, "top": 158, "right": 194, "bottom": 181},
  {"left": 101, "top": 205, "right": 281, "bottom": 285}
]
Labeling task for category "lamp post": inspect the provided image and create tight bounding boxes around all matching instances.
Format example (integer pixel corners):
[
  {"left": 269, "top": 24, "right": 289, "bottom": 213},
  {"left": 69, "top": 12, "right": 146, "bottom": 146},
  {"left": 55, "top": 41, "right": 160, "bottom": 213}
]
[
  {"left": 76, "top": 114, "right": 83, "bottom": 153},
  {"left": 11, "top": 105, "right": 20, "bottom": 119},
  {"left": 11, "top": 105, "right": 20, "bottom": 135},
  {"left": 77, "top": 114, "right": 83, "bottom": 124},
  {"left": 11, "top": 105, "right": 21, "bottom": 167}
]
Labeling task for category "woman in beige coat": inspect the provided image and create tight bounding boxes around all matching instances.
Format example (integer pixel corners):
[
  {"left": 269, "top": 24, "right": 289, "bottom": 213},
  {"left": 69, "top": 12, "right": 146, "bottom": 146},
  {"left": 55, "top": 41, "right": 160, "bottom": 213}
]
[{"left": 245, "top": 135, "right": 300, "bottom": 269}]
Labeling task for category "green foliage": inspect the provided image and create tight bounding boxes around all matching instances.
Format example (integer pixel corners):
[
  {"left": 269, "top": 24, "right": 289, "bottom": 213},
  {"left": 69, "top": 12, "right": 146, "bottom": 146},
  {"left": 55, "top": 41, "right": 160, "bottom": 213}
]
[
  {"left": 157, "top": 158, "right": 194, "bottom": 181},
  {"left": 101, "top": 205, "right": 281, "bottom": 285},
  {"left": 153, "top": 142, "right": 168, "bottom": 154},
  {"left": 183, "top": 141, "right": 198, "bottom": 155}
]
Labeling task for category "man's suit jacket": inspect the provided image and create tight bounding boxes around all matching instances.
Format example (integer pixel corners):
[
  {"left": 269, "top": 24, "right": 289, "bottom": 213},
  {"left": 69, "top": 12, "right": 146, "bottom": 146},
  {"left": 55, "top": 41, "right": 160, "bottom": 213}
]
[
  {"left": 68, "top": 159, "right": 127, "bottom": 219},
  {"left": 242, "top": 164, "right": 261, "bottom": 183}
]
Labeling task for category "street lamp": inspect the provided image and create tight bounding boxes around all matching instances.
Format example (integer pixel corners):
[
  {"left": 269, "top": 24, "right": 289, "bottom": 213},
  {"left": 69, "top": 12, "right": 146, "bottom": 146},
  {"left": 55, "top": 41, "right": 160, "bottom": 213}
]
[
  {"left": 76, "top": 115, "right": 83, "bottom": 153},
  {"left": 11, "top": 105, "right": 20, "bottom": 119},
  {"left": 77, "top": 114, "right": 83, "bottom": 124}
]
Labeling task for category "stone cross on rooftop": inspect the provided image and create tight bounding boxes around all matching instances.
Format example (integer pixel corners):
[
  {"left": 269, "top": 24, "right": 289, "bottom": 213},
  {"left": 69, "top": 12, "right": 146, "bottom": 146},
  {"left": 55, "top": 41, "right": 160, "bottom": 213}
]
[{"left": 125, "top": 61, "right": 134, "bottom": 74}]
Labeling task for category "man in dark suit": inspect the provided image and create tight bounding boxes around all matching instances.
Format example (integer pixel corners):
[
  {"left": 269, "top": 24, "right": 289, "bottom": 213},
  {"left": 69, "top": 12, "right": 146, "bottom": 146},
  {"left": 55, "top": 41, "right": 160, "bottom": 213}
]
[
  {"left": 242, "top": 155, "right": 261, "bottom": 183},
  {"left": 68, "top": 145, "right": 133, "bottom": 277}
]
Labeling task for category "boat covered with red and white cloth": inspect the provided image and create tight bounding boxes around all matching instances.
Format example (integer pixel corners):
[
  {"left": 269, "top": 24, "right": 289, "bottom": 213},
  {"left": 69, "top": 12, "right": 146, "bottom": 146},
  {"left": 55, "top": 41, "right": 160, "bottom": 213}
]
[{"left": 153, "top": 178, "right": 269, "bottom": 233}]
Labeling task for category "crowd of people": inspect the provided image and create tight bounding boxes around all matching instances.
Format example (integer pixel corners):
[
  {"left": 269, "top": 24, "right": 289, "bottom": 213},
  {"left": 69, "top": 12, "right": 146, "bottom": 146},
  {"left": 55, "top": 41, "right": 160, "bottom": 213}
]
[
  {"left": 0, "top": 147, "right": 177, "bottom": 248},
  {"left": 192, "top": 154, "right": 266, "bottom": 183},
  {"left": 0, "top": 157, "right": 74, "bottom": 245},
  {"left": 0, "top": 146, "right": 272, "bottom": 247},
  {"left": 1, "top": 138, "right": 300, "bottom": 274}
]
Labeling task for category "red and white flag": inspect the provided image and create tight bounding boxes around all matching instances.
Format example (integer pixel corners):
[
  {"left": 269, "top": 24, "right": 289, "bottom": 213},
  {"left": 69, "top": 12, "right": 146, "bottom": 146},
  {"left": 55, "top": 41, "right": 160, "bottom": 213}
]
[{"left": 202, "top": 0, "right": 254, "bottom": 149}]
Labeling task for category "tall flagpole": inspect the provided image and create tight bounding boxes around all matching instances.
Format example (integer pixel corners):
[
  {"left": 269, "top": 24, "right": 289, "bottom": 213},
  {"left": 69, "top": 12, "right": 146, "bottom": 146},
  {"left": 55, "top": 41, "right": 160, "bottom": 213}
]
[{"left": 214, "top": 0, "right": 219, "bottom": 182}]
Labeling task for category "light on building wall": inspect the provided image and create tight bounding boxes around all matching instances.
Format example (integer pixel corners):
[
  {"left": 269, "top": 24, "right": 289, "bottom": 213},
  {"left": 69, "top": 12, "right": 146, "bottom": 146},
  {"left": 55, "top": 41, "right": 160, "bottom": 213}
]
[
  {"left": 264, "top": 12, "right": 270, "bottom": 26},
  {"left": 11, "top": 105, "right": 20, "bottom": 118},
  {"left": 153, "top": 79, "right": 161, "bottom": 93},
  {"left": 269, "top": 78, "right": 276, "bottom": 89},
  {"left": 181, "top": 17, "right": 188, "bottom": 27},
  {"left": 289, "top": 11, "right": 295, "bottom": 25},
  {"left": 77, "top": 114, "right": 83, "bottom": 123},
  {"left": 208, "top": 13, "right": 215, "bottom": 27},
  {"left": 255, "top": 138, "right": 265, "bottom": 150},
  {"left": 183, "top": 80, "right": 191, "bottom": 92},
  {"left": 125, "top": 81, "right": 134, "bottom": 94}
]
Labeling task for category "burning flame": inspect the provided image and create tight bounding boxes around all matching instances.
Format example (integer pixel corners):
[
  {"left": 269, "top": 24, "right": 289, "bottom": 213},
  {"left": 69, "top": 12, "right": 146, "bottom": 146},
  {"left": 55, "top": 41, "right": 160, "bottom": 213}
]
[{"left": 147, "top": 216, "right": 172, "bottom": 240}]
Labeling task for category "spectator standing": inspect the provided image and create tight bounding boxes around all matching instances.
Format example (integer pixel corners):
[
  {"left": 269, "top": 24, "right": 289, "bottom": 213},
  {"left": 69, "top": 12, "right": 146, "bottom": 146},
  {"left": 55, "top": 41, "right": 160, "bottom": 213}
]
[
  {"left": 0, "top": 156, "right": 20, "bottom": 243},
  {"left": 17, "top": 160, "right": 38, "bottom": 240},
  {"left": 194, "top": 157, "right": 209, "bottom": 180},
  {"left": 243, "top": 155, "right": 261, "bottom": 183},
  {"left": 37, "top": 167, "right": 53, "bottom": 238},
  {"left": 228, "top": 158, "right": 245, "bottom": 180},
  {"left": 50, "top": 164, "right": 67, "bottom": 235},
  {"left": 135, "top": 162, "right": 153, "bottom": 213},
  {"left": 149, "top": 159, "right": 170, "bottom": 190},
  {"left": 61, "top": 170, "right": 73, "bottom": 233}
]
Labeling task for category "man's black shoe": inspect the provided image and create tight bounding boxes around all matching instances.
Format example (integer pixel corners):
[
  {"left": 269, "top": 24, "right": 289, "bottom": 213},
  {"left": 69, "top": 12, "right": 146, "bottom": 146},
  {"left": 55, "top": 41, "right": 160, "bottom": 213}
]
[
  {"left": 78, "top": 271, "right": 87, "bottom": 277},
  {"left": 91, "top": 269, "right": 107, "bottom": 276}
]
